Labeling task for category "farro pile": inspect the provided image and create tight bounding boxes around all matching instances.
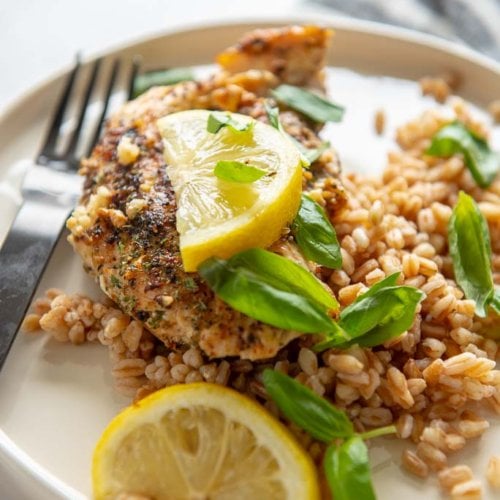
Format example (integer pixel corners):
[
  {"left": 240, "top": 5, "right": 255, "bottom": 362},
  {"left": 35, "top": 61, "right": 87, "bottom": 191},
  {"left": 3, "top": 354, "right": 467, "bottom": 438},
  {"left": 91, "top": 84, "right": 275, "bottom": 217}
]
[{"left": 23, "top": 100, "right": 500, "bottom": 498}]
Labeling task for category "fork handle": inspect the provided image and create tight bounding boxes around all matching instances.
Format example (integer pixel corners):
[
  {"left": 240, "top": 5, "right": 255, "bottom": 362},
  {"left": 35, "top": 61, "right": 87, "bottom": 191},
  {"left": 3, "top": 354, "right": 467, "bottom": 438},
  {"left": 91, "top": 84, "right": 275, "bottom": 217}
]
[{"left": 0, "top": 199, "right": 71, "bottom": 371}]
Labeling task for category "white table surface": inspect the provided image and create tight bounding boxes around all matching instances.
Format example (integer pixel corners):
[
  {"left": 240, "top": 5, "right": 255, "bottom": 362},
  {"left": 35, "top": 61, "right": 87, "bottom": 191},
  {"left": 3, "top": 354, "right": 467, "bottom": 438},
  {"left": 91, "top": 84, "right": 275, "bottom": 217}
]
[{"left": 0, "top": 2, "right": 337, "bottom": 498}]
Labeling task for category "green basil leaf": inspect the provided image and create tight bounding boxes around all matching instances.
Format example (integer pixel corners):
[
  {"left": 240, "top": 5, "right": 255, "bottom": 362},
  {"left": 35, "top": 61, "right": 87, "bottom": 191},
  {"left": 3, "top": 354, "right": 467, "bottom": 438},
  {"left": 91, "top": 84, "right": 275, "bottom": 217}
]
[
  {"left": 264, "top": 103, "right": 310, "bottom": 167},
  {"left": 356, "top": 272, "right": 401, "bottom": 298},
  {"left": 214, "top": 161, "right": 266, "bottom": 183},
  {"left": 315, "top": 276, "right": 424, "bottom": 351},
  {"left": 271, "top": 84, "right": 345, "bottom": 123},
  {"left": 264, "top": 102, "right": 329, "bottom": 165},
  {"left": 230, "top": 249, "right": 338, "bottom": 310},
  {"left": 199, "top": 248, "right": 342, "bottom": 334},
  {"left": 324, "top": 437, "right": 376, "bottom": 500},
  {"left": 264, "top": 102, "right": 283, "bottom": 131},
  {"left": 292, "top": 194, "right": 342, "bottom": 269},
  {"left": 343, "top": 287, "right": 424, "bottom": 348},
  {"left": 207, "top": 112, "right": 253, "bottom": 134},
  {"left": 132, "top": 68, "right": 194, "bottom": 98},
  {"left": 426, "top": 121, "right": 500, "bottom": 188},
  {"left": 263, "top": 369, "right": 354, "bottom": 441},
  {"left": 448, "top": 191, "right": 494, "bottom": 317},
  {"left": 490, "top": 288, "right": 500, "bottom": 314}
]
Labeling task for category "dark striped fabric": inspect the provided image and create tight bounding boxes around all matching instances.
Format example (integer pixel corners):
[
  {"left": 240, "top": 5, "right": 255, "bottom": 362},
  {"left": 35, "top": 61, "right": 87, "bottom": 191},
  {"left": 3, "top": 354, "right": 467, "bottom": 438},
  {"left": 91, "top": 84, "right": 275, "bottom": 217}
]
[{"left": 311, "top": 0, "right": 500, "bottom": 60}]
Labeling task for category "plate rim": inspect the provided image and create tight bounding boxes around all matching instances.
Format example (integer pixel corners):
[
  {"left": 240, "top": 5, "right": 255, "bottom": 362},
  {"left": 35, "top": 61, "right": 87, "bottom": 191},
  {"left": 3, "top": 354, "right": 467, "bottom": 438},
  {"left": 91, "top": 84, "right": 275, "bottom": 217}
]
[{"left": 1, "top": 14, "right": 499, "bottom": 499}]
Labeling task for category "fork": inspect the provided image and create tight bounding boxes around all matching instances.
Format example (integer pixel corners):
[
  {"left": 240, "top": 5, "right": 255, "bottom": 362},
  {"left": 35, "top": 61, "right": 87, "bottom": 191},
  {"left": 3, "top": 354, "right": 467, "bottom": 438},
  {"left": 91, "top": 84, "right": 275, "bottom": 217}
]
[{"left": 0, "top": 56, "right": 134, "bottom": 371}]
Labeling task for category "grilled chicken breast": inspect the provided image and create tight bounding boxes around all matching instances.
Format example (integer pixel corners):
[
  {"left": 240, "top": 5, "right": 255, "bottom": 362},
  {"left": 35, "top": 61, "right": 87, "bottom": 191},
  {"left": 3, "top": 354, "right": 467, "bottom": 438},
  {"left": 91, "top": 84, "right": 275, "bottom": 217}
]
[{"left": 67, "top": 25, "right": 346, "bottom": 360}]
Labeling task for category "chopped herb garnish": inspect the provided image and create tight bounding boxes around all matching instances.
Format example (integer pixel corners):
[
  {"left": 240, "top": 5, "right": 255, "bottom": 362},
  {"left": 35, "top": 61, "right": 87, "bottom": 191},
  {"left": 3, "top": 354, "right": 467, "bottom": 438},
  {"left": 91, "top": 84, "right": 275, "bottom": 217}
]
[
  {"left": 110, "top": 275, "right": 121, "bottom": 289},
  {"left": 426, "top": 121, "right": 500, "bottom": 188},
  {"left": 123, "top": 295, "right": 137, "bottom": 312},
  {"left": 183, "top": 277, "right": 199, "bottom": 292},
  {"left": 196, "top": 300, "right": 208, "bottom": 312},
  {"left": 292, "top": 194, "right": 342, "bottom": 269},
  {"left": 198, "top": 248, "right": 344, "bottom": 335},
  {"left": 448, "top": 191, "right": 495, "bottom": 317},
  {"left": 214, "top": 161, "right": 266, "bottom": 183},
  {"left": 271, "top": 84, "right": 345, "bottom": 123},
  {"left": 148, "top": 310, "right": 164, "bottom": 329},
  {"left": 132, "top": 68, "right": 194, "bottom": 98},
  {"left": 263, "top": 370, "right": 395, "bottom": 500},
  {"left": 315, "top": 272, "right": 424, "bottom": 351},
  {"left": 207, "top": 112, "right": 253, "bottom": 134}
]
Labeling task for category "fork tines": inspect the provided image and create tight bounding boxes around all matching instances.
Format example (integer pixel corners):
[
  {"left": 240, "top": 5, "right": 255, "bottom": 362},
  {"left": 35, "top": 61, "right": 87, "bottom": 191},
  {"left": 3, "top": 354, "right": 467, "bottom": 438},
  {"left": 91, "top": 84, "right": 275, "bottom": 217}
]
[{"left": 37, "top": 56, "right": 134, "bottom": 170}]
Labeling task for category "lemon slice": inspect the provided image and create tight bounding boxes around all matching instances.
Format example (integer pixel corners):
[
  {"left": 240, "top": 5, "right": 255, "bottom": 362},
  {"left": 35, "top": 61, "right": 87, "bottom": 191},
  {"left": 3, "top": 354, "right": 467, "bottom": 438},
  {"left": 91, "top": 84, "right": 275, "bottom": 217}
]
[
  {"left": 157, "top": 110, "right": 302, "bottom": 271},
  {"left": 93, "top": 383, "right": 320, "bottom": 500}
]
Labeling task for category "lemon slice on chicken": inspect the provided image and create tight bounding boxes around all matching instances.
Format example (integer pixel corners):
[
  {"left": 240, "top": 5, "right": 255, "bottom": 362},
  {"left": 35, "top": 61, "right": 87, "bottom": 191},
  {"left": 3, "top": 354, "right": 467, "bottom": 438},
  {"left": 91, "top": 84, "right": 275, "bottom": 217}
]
[
  {"left": 92, "top": 383, "right": 320, "bottom": 500},
  {"left": 157, "top": 110, "right": 302, "bottom": 271}
]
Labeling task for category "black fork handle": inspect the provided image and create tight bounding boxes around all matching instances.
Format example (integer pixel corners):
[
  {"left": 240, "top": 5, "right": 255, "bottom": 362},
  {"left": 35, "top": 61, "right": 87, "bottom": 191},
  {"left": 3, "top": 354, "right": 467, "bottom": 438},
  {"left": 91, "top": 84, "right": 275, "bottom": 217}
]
[{"left": 0, "top": 199, "right": 71, "bottom": 371}]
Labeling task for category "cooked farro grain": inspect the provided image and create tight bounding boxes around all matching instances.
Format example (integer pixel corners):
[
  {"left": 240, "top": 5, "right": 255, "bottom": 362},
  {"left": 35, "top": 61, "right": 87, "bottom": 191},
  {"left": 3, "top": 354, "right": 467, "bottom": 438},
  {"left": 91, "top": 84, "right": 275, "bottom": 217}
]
[
  {"left": 488, "top": 100, "right": 500, "bottom": 123},
  {"left": 420, "top": 76, "right": 451, "bottom": 103},
  {"left": 438, "top": 465, "right": 474, "bottom": 492},
  {"left": 416, "top": 441, "right": 448, "bottom": 471},
  {"left": 402, "top": 449, "right": 429, "bottom": 478},
  {"left": 21, "top": 313, "right": 41, "bottom": 333},
  {"left": 456, "top": 418, "right": 490, "bottom": 439},
  {"left": 450, "top": 479, "right": 482, "bottom": 500},
  {"left": 326, "top": 353, "right": 363, "bottom": 374},
  {"left": 23, "top": 103, "right": 500, "bottom": 498},
  {"left": 374, "top": 109, "right": 386, "bottom": 135},
  {"left": 486, "top": 455, "right": 500, "bottom": 488}
]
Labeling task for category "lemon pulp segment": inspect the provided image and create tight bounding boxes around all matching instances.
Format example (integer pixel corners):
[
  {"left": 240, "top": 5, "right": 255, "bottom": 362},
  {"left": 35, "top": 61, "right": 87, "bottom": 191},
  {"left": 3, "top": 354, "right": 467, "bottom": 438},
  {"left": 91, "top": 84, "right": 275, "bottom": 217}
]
[
  {"left": 92, "top": 383, "right": 320, "bottom": 500},
  {"left": 157, "top": 110, "right": 303, "bottom": 271}
]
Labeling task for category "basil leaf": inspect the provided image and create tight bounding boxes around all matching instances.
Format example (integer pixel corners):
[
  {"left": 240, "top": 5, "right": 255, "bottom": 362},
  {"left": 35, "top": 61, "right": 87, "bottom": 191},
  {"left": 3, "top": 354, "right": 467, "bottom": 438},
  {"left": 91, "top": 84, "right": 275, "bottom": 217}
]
[
  {"left": 199, "top": 248, "right": 342, "bottom": 334},
  {"left": 289, "top": 137, "right": 331, "bottom": 165},
  {"left": 426, "top": 121, "right": 500, "bottom": 188},
  {"left": 230, "top": 249, "right": 338, "bottom": 309},
  {"left": 207, "top": 112, "right": 253, "bottom": 134},
  {"left": 292, "top": 194, "right": 342, "bottom": 269},
  {"left": 264, "top": 102, "right": 329, "bottom": 165},
  {"left": 214, "top": 161, "right": 266, "bottom": 183},
  {"left": 264, "top": 102, "right": 283, "bottom": 131},
  {"left": 448, "top": 191, "right": 494, "bottom": 317},
  {"left": 324, "top": 437, "right": 376, "bottom": 500},
  {"left": 132, "top": 68, "right": 194, "bottom": 98},
  {"left": 342, "top": 286, "right": 424, "bottom": 347},
  {"left": 264, "top": 103, "right": 310, "bottom": 167},
  {"left": 315, "top": 275, "right": 424, "bottom": 351},
  {"left": 490, "top": 288, "right": 500, "bottom": 314},
  {"left": 263, "top": 369, "right": 354, "bottom": 441},
  {"left": 356, "top": 271, "right": 401, "bottom": 297},
  {"left": 271, "top": 84, "right": 344, "bottom": 123}
]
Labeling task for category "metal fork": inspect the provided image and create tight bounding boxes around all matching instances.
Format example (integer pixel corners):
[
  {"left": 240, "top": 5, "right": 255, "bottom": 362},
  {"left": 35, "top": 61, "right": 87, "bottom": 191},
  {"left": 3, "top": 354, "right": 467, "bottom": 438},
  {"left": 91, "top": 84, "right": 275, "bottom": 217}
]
[{"left": 0, "top": 56, "right": 130, "bottom": 371}]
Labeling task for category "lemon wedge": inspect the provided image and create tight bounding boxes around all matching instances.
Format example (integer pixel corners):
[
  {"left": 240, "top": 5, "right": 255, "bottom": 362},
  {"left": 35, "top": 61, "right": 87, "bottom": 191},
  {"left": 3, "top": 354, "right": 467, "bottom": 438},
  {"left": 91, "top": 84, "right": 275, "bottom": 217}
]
[
  {"left": 157, "top": 110, "right": 302, "bottom": 271},
  {"left": 92, "top": 383, "right": 320, "bottom": 500}
]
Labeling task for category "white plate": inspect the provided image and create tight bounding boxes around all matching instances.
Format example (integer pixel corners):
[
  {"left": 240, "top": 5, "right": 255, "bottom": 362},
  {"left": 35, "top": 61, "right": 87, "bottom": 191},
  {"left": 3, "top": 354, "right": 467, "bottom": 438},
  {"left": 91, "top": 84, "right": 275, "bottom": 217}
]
[{"left": 0, "top": 16, "right": 499, "bottom": 500}]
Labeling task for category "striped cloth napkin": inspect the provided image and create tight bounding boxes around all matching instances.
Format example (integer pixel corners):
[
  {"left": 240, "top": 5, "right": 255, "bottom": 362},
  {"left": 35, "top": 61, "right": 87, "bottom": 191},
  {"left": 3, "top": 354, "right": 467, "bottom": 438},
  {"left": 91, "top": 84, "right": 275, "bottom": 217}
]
[{"left": 311, "top": 0, "right": 500, "bottom": 60}]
